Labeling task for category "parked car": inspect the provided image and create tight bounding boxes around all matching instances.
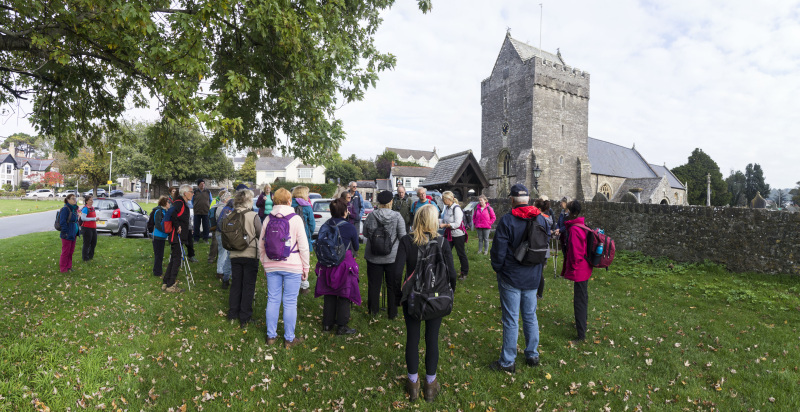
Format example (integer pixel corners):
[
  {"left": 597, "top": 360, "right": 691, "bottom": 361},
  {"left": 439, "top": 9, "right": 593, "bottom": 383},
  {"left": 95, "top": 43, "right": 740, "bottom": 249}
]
[
  {"left": 309, "top": 192, "right": 322, "bottom": 200},
  {"left": 109, "top": 189, "right": 125, "bottom": 197},
  {"left": 83, "top": 188, "right": 108, "bottom": 197},
  {"left": 93, "top": 198, "right": 150, "bottom": 238},
  {"left": 311, "top": 198, "right": 333, "bottom": 238},
  {"left": 59, "top": 190, "right": 77, "bottom": 198},
  {"left": 26, "top": 189, "right": 55, "bottom": 198}
]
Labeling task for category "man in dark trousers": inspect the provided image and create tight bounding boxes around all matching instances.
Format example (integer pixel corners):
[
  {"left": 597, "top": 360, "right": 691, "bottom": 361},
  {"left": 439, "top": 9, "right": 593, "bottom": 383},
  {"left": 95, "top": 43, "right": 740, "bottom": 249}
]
[
  {"left": 488, "top": 184, "right": 546, "bottom": 373},
  {"left": 193, "top": 179, "right": 212, "bottom": 243},
  {"left": 163, "top": 184, "right": 194, "bottom": 293}
]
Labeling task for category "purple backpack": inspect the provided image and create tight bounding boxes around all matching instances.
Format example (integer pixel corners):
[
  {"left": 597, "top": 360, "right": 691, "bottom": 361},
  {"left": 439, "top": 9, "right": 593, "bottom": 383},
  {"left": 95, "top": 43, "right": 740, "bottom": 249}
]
[{"left": 264, "top": 213, "right": 298, "bottom": 261}]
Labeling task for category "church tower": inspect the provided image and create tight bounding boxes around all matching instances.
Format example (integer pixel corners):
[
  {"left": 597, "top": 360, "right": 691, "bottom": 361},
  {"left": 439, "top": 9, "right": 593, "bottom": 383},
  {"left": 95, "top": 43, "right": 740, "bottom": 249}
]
[{"left": 479, "top": 33, "right": 593, "bottom": 200}]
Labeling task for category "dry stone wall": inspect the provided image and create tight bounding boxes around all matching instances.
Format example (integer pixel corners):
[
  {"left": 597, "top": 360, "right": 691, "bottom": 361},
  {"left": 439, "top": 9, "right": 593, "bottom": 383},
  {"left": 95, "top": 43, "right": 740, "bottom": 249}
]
[{"left": 484, "top": 199, "right": 800, "bottom": 275}]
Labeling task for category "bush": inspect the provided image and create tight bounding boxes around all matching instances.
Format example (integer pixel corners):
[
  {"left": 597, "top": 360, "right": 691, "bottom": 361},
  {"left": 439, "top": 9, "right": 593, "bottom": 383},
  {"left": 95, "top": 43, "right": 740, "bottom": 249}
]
[
  {"left": 2, "top": 189, "right": 27, "bottom": 197},
  {"left": 270, "top": 181, "right": 338, "bottom": 198},
  {"left": 1, "top": 183, "right": 11, "bottom": 191}
]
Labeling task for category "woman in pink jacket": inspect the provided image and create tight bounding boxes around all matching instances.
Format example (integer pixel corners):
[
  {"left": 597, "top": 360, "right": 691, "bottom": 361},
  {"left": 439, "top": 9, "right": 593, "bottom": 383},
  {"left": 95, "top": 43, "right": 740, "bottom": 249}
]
[
  {"left": 560, "top": 200, "right": 593, "bottom": 343},
  {"left": 472, "top": 195, "right": 496, "bottom": 255},
  {"left": 259, "top": 188, "right": 310, "bottom": 349}
]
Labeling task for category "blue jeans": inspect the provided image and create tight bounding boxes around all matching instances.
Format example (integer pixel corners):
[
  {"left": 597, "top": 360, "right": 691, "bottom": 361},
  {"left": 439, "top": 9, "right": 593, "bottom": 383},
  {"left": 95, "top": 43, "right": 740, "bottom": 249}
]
[
  {"left": 266, "top": 271, "right": 302, "bottom": 341},
  {"left": 193, "top": 214, "right": 210, "bottom": 241},
  {"left": 216, "top": 233, "right": 231, "bottom": 281},
  {"left": 498, "top": 279, "right": 539, "bottom": 367}
]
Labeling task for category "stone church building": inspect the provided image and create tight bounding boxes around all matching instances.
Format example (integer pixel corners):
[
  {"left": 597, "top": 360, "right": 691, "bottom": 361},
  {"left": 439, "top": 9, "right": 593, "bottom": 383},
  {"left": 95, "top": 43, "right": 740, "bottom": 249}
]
[{"left": 479, "top": 34, "right": 687, "bottom": 205}]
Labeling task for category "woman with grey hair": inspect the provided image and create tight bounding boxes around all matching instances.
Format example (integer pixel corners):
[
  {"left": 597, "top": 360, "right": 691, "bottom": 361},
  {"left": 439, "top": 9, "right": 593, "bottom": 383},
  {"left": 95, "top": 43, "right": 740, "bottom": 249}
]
[
  {"left": 215, "top": 189, "right": 234, "bottom": 288},
  {"left": 226, "top": 189, "right": 263, "bottom": 327},
  {"left": 439, "top": 191, "right": 469, "bottom": 281}
]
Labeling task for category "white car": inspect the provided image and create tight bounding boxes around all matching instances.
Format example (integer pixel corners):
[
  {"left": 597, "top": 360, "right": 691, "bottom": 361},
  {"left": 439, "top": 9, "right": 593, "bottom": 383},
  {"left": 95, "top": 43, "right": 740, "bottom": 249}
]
[
  {"left": 26, "top": 189, "right": 55, "bottom": 198},
  {"left": 311, "top": 198, "right": 333, "bottom": 237},
  {"left": 59, "top": 190, "right": 77, "bottom": 198}
]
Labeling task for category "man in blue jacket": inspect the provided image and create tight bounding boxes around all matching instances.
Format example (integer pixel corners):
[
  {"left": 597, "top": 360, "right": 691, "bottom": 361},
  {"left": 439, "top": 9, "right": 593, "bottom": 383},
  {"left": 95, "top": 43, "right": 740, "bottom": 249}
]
[
  {"left": 347, "top": 181, "right": 364, "bottom": 232},
  {"left": 489, "top": 183, "right": 546, "bottom": 373}
]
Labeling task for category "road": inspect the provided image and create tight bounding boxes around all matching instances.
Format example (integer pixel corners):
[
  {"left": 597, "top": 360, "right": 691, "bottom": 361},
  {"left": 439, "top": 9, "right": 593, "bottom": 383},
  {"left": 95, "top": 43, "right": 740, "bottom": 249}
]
[{"left": 0, "top": 209, "right": 59, "bottom": 239}]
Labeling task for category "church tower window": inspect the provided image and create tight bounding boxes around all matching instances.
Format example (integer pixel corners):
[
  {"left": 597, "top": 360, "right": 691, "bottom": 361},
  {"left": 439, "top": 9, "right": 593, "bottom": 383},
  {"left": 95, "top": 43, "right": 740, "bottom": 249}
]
[
  {"left": 599, "top": 183, "right": 612, "bottom": 199},
  {"left": 559, "top": 156, "right": 564, "bottom": 165},
  {"left": 561, "top": 125, "right": 565, "bottom": 137},
  {"left": 561, "top": 94, "right": 565, "bottom": 108},
  {"left": 499, "top": 151, "right": 511, "bottom": 176}
]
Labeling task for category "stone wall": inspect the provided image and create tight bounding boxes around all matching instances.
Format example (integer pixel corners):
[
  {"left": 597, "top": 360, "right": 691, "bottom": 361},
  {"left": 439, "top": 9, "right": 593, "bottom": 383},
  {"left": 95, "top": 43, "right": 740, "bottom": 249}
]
[{"left": 484, "top": 200, "right": 800, "bottom": 275}]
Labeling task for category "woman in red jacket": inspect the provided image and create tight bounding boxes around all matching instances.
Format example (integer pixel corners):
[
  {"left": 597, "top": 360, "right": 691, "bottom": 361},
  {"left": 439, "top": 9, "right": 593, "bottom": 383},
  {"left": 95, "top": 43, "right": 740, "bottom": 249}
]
[{"left": 560, "top": 200, "right": 593, "bottom": 342}]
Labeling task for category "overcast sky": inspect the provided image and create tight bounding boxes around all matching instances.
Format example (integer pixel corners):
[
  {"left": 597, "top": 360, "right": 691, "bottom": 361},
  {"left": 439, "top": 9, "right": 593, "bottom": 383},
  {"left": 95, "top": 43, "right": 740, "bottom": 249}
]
[{"left": 2, "top": 0, "right": 798, "bottom": 187}]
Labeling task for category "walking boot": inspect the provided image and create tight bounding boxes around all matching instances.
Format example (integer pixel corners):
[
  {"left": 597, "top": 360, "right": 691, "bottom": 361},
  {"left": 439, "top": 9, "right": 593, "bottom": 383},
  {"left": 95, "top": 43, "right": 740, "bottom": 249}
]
[
  {"left": 406, "top": 378, "right": 420, "bottom": 402},
  {"left": 284, "top": 336, "right": 305, "bottom": 349},
  {"left": 423, "top": 377, "right": 440, "bottom": 402}
]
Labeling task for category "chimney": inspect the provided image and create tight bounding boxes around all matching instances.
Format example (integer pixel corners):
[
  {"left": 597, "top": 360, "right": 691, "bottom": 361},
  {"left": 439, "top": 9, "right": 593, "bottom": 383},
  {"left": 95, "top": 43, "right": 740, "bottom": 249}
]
[{"left": 8, "top": 141, "right": 15, "bottom": 157}]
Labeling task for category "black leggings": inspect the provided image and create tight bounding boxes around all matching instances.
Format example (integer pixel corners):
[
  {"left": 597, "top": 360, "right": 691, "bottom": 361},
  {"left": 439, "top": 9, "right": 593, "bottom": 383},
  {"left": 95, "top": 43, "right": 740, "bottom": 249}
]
[
  {"left": 403, "top": 303, "right": 443, "bottom": 376},
  {"left": 152, "top": 238, "right": 166, "bottom": 277},
  {"left": 322, "top": 295, "right": 351, "bottom": 327},
  {"left": 449, "top": 235, "right": 469, "bottom": 276},
  {"left": 81, "top": 227, "right": 97, "bottom": 261},
  {"left": 366, "top": 262, "right": 400, "bottom": 318},
  {"left": 574, "top": 280, "right": 588, "bottom": 339},
  {"left": 163, "top": 242, "right": 182, "bottom": 287}
]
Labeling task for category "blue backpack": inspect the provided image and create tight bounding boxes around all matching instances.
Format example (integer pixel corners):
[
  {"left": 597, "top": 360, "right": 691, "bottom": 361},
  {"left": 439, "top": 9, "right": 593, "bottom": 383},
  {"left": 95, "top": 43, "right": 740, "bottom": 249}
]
[{"left": 315, "top": 220, "right": 348, "bottom": 267}]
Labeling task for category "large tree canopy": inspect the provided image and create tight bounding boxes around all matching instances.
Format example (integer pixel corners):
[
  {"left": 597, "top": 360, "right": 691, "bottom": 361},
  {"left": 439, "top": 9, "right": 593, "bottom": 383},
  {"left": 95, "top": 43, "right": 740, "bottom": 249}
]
[
  {"left": 671, "top": 148, "right": 730, "bottom": 206},
  {"left": 0, "top": 0, "right": 431, "bottom": 160}
]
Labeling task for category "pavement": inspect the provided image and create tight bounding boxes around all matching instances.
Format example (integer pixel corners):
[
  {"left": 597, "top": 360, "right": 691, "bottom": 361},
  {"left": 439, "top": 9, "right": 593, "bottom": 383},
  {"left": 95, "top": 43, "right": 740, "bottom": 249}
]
[{"left": 0, "top": 209, "right": 60, "bottom": 239}]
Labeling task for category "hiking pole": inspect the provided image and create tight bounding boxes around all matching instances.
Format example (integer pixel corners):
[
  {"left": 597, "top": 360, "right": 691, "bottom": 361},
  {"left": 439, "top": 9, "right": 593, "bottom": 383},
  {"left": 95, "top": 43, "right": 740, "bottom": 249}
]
[
  {"left": 178, "top": 235, "right": 196, "bottom": 290},
  {"left": 553, "top": 236, "right": 559, "bottom": 278},
  {"left": 381, "top": 280, "right": 387, "bottom": 311}
]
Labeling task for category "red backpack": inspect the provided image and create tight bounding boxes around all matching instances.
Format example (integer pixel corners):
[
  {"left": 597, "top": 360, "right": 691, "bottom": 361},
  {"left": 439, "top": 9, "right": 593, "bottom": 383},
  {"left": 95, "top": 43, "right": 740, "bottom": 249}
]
[{"left": 574, "top": 223, "right": 615, "bottom": 269}]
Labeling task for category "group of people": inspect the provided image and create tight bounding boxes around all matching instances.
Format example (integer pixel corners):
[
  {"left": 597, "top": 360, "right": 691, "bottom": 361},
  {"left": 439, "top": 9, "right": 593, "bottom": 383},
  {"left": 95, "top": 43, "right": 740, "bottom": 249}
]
[
  {"left": 57, "top": 193, "right": 99, "bottom": 272},
  {"left": 56, "top": 178, "right": 596, "bottom": 404}
]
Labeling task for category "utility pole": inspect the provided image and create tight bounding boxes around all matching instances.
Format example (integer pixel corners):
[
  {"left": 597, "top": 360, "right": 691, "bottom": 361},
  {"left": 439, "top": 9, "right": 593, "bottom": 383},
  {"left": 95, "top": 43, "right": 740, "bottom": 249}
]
[
  {"left": 706, "top": 173, "right": 711, "bottom": 206},
  {"left": 107, "top": 151, "right": 113, "bottom": 194}
]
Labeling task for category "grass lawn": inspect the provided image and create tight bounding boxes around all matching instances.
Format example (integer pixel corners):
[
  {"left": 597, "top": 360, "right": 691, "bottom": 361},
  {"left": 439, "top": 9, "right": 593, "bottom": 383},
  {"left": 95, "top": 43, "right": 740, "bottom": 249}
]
[
  {"left": 1, "top": 231, "right": 798, "bottom": 411},
  {"left": 0, "top": 199, "right": 63, "bottom": 217}
]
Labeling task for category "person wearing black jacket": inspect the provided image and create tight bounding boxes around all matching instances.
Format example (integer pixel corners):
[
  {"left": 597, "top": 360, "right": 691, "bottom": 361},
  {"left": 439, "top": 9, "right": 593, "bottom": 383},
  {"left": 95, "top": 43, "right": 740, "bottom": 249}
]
[
  {"left": 392, "top": 204, "right": 456, "bottom": 403},
  {"left": 163, "top": 184, "right": 193, "bottom": 293}
]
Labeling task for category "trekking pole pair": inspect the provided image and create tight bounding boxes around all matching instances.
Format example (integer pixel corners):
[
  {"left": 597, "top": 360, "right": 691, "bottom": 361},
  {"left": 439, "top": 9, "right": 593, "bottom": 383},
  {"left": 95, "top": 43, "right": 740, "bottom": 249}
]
[
  {"left": 177, "top": 235, "right": 196, "bottom": 290},
  {"left": 552, "top": 236, "right": 560, "bottom": 278}
]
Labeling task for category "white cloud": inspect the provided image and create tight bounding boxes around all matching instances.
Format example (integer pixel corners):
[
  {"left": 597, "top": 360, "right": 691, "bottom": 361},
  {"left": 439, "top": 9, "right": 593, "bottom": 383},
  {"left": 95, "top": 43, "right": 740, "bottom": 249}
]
[{"left": 2, "top": 0, "right": 799, "bottom": 188}]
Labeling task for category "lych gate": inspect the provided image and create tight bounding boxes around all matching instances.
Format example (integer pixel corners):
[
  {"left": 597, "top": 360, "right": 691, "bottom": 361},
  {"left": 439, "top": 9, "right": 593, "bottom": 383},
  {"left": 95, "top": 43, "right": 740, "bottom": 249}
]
[{"left": 422, "top": 150, "right": 490, "bottom": 201}]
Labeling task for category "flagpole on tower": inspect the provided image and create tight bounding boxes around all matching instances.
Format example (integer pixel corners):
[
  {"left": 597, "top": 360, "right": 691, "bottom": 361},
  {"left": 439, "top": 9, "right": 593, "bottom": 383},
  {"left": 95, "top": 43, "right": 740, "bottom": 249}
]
[{"left": 539, "top": 3, "right": 543, "bottom": 57}]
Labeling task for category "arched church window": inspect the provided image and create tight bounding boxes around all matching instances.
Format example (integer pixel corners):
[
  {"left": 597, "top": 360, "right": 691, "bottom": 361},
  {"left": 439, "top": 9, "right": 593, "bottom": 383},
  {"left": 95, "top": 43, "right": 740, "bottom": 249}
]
[
  {"left": 561, "top": 94, "right": 565, "bottom": 108},
  {"left": 599, "top": 183, "right": 612, "bottom": 199},
  {"left": 561, "top": 125, "right": 565, "bottom": 137},
  {"left": 502, "top": 152, "right": 511, "bottom": 176},
  {"left": 674, "top": 192, "right": 679, "bottom": 203},
  {"left": 559, "top": 186, "right": 563, "bottom": 195},
  {"left": 559, "top": 156, "right": 564, "bottom": 165}
]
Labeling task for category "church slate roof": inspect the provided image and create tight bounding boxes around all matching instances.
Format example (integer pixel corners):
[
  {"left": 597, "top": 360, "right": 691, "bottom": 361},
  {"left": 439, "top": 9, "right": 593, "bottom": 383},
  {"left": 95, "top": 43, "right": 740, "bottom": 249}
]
[
  {"left": 649, "top": 164, "right": 685, "bottom": 190},
  {"left": 588, "top": 138, "right": 657, "bottom": 179},
  {"left": 391, "top": 166, "right": 432, "bottom": 178},
  {"left": 386, "top": 147, "right": 436, "bottom": 161},
  {"left": 255, "top": 156, "right": 295, "bottom": 171},
  {"left": 508, "top": 37, "right": 561, "bottom": 63}
]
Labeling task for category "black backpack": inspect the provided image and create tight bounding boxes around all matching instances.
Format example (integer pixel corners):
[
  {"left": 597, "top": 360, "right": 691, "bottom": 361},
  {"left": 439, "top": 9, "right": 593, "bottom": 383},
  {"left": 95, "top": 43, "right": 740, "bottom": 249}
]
[
  {"left": 294, "top": 204, "right": 308, "bottom": 227},
  {"left": 401, "top": 237, "right": 454, "bottom": 321},
  {"left": 513, "top": 216, "right": 550, "bottom": 266},
  {"left": 54, "top": 209, "right": 62, "bottom": 231},
  {"left": 147, "top": 208, "right": 156, "bottom": 233},
  {"left": 368, "top": 217, "right": 393, "bottom": 256}
]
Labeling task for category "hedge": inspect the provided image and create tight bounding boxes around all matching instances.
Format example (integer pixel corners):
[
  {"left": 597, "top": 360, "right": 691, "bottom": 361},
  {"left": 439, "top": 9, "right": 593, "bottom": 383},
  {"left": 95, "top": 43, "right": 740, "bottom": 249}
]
[{"left": 269, "top": 182, "right": 338, "bottom": 198}]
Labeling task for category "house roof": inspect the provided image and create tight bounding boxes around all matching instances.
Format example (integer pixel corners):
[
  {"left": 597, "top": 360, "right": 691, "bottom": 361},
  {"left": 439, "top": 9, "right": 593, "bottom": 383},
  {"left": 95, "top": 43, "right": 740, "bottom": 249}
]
[
  {"left": 588, "top": 138, "right": 658, "bottom": 179},
  {"left": 391, "top": 166, "right": 432, "bottom": 178},
  {"left": 232, "top": 157, "right": 247, "bottom": 163},
  {"left": 508, "top": 37, "right": 562, "bottom": 64},
  {"left": 386, "top": 147, "right": 436, "bottom": 161},
  {"left": 0, "top": 153, "right": 14, "bottom": 165},
  {"left": 422, "top": 150, "right": 489, "bottom": 189},
  {"left": 649, "top": 164, "right": 685, "bottom": 190},
  {"left": 16, "top": 157, "right": 54, "bottom": 171},
  {"left": 255, "top": 156, "right": 295, "bottom": 171},
  {"left": 356, "top": 180, "right": 377, "bottom": 189},
  {"left": 376, "top": 179, "right": 393, "bottom": 191}
]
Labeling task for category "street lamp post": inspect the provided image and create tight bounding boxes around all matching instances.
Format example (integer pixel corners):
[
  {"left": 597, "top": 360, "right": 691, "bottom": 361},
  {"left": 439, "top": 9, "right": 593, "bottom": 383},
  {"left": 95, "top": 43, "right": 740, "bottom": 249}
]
[
  {"left": 532, "top": 163, "right": 542, "bottom": 195},
  {"left": 107, "top": 151, "right": 113, "bottom": 195}
]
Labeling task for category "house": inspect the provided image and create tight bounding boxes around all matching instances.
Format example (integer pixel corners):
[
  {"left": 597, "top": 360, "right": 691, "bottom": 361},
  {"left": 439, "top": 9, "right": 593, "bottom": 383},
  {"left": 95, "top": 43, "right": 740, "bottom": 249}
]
[
  {"left": 0, "top": 152, "right": 54, "bottom": 189},
  {"left": 386, "top": 147, "right": 439, "bottom": 168},
  {"left": 255, "top": 156, "right": 326, "bottom": 186},
  {"left": 231, "top": 156, "right": 248, "bottom": 171},
  {"left": 356, "top": 180, "right": 377, "bottom": 202},
  {"left": 389, "top": 166, "right": 432, "bottom": 191}
]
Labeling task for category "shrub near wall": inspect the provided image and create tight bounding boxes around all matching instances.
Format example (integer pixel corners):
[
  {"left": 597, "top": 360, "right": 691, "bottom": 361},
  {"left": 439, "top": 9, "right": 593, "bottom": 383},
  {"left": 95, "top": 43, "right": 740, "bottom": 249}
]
[
  {"left": 270, "top": 182, "right": 338, "bottom": 198},
  {"left": 581, "top": 202, "right": 800, "bottom": 275}
]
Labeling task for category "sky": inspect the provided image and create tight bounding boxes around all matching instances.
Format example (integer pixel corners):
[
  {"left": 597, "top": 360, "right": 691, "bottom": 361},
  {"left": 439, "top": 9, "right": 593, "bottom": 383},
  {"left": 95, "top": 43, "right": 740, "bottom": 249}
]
[{"left": 1, "top": 0, "right": 799, "bottom": 188}]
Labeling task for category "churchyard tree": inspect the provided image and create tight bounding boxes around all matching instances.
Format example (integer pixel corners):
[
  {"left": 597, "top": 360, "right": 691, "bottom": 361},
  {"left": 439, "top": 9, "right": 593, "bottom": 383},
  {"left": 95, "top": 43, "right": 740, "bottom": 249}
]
[
  {"left": 744, "top": 163, "right": 770, "bottom": 203},
  {"left": 771, "top": 189, "right": 788, "bottom": 208},
  {"left": 671, "top": 148, "right": 730, "bottom": 206},
  {"left": 725, "top": 170, "right": 747, "bottom": 207},
  {"left": 237, "top": 152, "right": 257, "bottom": 183},
  {"left": 791, "top": 182, "right": 800, "bottom": 205},
  {"left": 0, "top": 0, "right": 431, "bottom": 161}
]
